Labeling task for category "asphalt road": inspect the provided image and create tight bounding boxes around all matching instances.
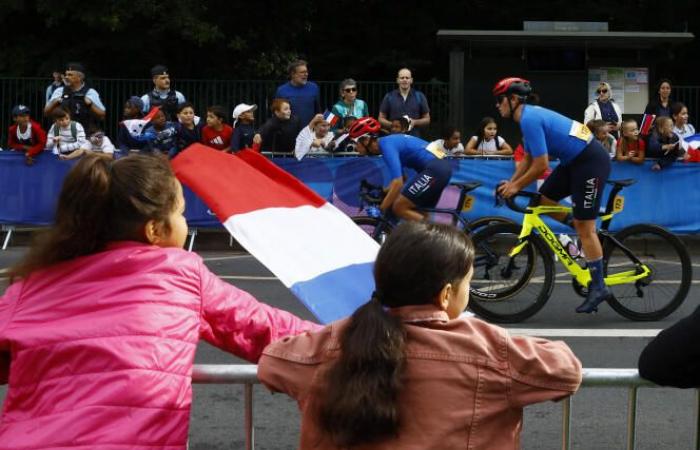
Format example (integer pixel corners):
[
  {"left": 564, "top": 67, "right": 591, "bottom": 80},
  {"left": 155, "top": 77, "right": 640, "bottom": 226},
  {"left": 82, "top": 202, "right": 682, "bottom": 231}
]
[{"left": 1, "top": 232, "right": 699, "bottom": 449}]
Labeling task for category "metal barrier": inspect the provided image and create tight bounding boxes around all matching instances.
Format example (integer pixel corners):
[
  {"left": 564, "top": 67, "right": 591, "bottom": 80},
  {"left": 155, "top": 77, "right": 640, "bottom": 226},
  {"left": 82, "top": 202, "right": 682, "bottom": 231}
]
[{"left": 192, "top": 365, "right": 699, "bottom": 450}]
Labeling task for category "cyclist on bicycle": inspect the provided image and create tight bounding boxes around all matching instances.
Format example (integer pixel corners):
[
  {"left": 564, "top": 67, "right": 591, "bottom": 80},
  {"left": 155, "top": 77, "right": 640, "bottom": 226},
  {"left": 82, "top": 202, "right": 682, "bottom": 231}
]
[
  {"left": 348, "top": 117, "right": 452, "bottom": 221},
  {"left": 493, "top": 77, "right": 611, "bottom": 314}
]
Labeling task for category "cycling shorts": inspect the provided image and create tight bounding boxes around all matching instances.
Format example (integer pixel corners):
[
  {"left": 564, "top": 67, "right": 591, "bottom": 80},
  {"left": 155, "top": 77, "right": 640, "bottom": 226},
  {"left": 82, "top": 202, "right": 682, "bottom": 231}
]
[
  {"left": 400, "top": 158, "right": 453, "bottom": 208},
  {"left": 539, "top": 140, "right": 611, "bottom": 220}
]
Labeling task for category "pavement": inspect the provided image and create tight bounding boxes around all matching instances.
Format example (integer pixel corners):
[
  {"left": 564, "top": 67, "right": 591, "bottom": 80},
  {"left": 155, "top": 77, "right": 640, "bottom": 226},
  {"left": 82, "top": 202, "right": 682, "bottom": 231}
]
[{"left": 1, "top": 229, "right": 699, "bottom": 449}]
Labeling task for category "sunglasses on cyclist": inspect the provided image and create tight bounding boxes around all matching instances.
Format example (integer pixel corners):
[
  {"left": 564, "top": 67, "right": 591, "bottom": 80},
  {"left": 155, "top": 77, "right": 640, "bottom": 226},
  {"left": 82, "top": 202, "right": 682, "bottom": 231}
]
[{"left": 343, "top": 87, "right": 357, "bottom": 93}]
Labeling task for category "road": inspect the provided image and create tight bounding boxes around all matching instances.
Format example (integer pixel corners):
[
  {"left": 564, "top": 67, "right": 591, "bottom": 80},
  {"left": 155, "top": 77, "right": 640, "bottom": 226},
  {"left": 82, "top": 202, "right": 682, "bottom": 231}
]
[{"left": 1, "top": 232, "right": 698, "bottom": 449}]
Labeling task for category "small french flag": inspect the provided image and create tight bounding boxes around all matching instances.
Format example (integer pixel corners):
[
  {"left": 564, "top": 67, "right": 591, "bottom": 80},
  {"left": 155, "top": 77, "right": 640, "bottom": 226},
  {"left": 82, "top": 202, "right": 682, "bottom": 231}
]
[
  {"left": 172, "top": 144, "right": 379, "bottom": 323},
  {"left": 323, "top": 110, "right": 339, "bottom": 128},
  {"left": 640, "top": 114, "right": 656, "bottom": 136},
  {"left": 122, "top": 107, "right": 161, "bottom": 138}
]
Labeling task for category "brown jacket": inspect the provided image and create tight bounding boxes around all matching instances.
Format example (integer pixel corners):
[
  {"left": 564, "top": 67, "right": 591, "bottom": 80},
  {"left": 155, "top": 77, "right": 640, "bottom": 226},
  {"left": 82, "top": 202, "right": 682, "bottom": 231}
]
[{"left": 258, "top": 304, "right": 582, "bottom": 449}]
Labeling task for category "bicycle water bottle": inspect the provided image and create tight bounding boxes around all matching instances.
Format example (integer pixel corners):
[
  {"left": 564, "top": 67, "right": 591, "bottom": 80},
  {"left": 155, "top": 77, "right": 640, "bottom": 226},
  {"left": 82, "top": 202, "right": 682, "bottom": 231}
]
[
  {"left": 558, "top": 234, "right": 581, "bottom": 259},
  {"left": 366, "top": 206, "right": 382, "bottom": 218}
]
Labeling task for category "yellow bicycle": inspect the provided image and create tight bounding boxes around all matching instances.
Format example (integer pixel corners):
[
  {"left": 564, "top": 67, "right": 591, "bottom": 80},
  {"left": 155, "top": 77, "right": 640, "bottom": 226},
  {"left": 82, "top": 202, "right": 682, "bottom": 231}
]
[{"left": 469, "top": 179, "right": 692, "bottom": 323}]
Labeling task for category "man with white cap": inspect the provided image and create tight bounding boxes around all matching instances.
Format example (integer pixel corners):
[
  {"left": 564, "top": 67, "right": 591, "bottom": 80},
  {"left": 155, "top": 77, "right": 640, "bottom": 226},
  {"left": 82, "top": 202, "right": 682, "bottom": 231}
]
[
  {"left": 230, "top": 103, "right": 258, "bottom": 152},
  {"left": 44, "top": 62, "right": 106, "bottom": 130}
]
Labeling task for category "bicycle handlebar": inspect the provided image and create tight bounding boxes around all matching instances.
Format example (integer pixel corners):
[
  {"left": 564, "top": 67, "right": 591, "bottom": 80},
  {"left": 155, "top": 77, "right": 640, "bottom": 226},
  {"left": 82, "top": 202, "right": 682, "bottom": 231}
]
[{"left": 495, "top": 183, "right": 540, "bottom": 214}]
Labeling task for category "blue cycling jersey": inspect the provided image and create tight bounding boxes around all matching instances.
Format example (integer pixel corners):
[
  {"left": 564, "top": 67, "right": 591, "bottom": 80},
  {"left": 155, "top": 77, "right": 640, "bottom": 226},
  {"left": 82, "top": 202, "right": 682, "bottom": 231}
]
[
  {"left": 378, "top": 134, "right": 438, "bottom": 180},
  {"left": 520, "top": 105, "right": 592, "bottom": 165}
]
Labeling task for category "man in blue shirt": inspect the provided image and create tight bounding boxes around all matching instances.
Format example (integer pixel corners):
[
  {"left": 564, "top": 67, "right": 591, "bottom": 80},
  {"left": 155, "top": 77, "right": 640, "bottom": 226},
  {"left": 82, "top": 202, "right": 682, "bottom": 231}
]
[
  {"left": 275, "top": 60, "right": 321, "bottom": 126},
  {"left": 378, "top": 68, "right": 431, "bottom": 137},
  {"left": 494, "top": 77, "right": 611, "bottom": 314},
  {"left": 349, "top": 117, "right": 451, "bottom": 221}
]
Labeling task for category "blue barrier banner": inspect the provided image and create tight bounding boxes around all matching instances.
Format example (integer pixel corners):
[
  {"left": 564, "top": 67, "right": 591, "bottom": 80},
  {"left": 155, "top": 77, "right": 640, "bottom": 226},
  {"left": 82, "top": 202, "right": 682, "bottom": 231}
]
[{"left": 2, "top": 151, "right": 699, "bottom": 233}]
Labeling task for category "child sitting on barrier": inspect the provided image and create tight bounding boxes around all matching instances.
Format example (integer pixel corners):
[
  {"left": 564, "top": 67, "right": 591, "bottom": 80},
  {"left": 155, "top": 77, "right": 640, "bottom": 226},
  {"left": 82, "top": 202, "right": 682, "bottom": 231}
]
[
  {"left": 616, "top": 118, "right": 645, "bottom": 164},
  {"left": 465, "top": 116, "right": 513, "bottom": 156},
  {"left": 45, "top": 108, "right": 89, "bottom": 160},
  {"left": 7, "top": 104, "right": 47, "bottom": 166},
  {"left": 258, "top": 221, "right": 582, "bottom": 449},
  {"left": 0, "top": 153, "right": 320, "bottom": 449},
  {"left": 429, "top": 125, "right": 465, "bottom": 156}
]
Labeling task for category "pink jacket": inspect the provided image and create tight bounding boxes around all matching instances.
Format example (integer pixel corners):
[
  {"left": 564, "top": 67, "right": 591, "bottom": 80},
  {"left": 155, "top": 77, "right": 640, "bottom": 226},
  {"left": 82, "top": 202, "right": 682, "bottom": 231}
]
[
  {"left": 259, "top": 304, "right": 582, "bottom": 450},
  {"left": 0, "top": 241, "right": 320, "bottom": 449}
]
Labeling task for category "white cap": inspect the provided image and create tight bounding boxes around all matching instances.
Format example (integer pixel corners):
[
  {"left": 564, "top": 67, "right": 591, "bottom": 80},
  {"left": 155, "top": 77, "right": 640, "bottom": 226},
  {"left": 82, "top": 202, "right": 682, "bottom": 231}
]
[{"left": 232, "top": 103, "right": 257, "bottom": 122}]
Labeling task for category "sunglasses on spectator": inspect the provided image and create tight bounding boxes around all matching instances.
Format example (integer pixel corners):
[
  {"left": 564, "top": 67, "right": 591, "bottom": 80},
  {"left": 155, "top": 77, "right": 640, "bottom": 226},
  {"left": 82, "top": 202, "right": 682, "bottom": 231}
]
[
  {"left": 597, "top": 89, "right": 609, "bottom": 94},
  {"left": 343, "top": 87, "right": 357, "bottom": 93}
]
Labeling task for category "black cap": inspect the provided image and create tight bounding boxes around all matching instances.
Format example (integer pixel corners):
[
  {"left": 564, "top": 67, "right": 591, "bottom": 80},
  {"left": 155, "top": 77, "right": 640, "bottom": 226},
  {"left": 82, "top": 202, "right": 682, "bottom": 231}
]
[
  {"left": 150, "top": 65, "right": 169, "bottom": 77},
  {"left": 65, "top": 62, "right": 86, "bottom": 73},
  {"left": 12, "top": 104, "right": 30, "bottom": 116}
]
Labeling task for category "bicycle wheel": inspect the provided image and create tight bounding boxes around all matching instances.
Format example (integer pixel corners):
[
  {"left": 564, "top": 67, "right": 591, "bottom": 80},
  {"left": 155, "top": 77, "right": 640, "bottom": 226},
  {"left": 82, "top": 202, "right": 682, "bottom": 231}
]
[
  {"left": 603, "top": 224, "right": 692, "bottom": 321},
  {"left": 467, "top": 216, "right": 517, "bottom": 235},
  {"left": 350, "top": 216, "right": 393, "bottom": 245},
  {"left": 468, "top": 223, "right": 555, "bottom": 323}
]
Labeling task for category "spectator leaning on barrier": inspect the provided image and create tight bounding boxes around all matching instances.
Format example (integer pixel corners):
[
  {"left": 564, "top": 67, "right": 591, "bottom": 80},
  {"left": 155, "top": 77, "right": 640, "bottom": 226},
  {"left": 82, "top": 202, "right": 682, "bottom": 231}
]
[
  {"left": 255, "top": 98, "right": 302, "bottom": 154},
  {"left": 173, "top": 102, "right": 202, "bottom": 158},
  {"left": 0, "top": 153, "right": 320, "bottom": 449},
  {"left": 465, "top": 116, "right": 513, "bottom": 156},
  {"left": 45, "top": 70, "right": 64, "bottom": 104},
  {"left": 259, "top": 221, "right": 582, "bottom": 450},
  {"left": 230, "top": 103, "right": 258, "bottom": 152},
  {"left": 587, "top": 119, "right": 617, "bottom": 159},
  {"left": 201, "top": 105, "right": 233, "bottom": 151},
  {"left": 616, "top": 118, "right": 646, "bottom": 164},
  {"left": 275, "top": 59, "right": 321, "bottom": 126},
  {"left": 138, "top": 109, "right": 177, "bottom": 156},
  {"left": 647, "top": 116, "right": 683, "bottom": 171},
  {"left": 7, "top": 105, "right": 47, "bottom": 166},
  {"left": 584, "top": 82, "right": 622, "bottom": 139},
  {"left": 671, "top": 101, "right": 695, "bottom": 140},
  {"left": 117, "top": 97, "right": 149, "bottom": 154},
  {"left": 429, "top": 125, "right": 464, "bottom": 156},
  {"left": 46, "top": 108, "right": 89, "bottom": 160},
  {"left": 644, "top": 78, "right": 674, "bottom": 118},
  {"left": 85, "top": 126, "right": 115, "bottom": 158},
  {"left": 44, "top": 62, "right": 106, "bottom": 131},
  {"left": 141, "top": 65, "right": 187, "bottom": 121},
  {"left": 330, "top": 79, "right": 369, "bottom": 131},
  {"left": 294, "top": 113, "right": 335, "bottom": 159},
  {"left": 378, "top": 67, "right": 430, "bottom": 137}
]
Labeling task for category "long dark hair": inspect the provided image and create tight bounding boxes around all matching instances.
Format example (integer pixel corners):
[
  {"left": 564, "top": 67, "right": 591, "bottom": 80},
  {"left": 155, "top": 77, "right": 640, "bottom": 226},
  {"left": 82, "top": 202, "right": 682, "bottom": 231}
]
[
  {"left": 9, "top": 154, "right": 179, "bottom": 280},
  {"left": 318, "top": 222, "right": 474, "bottom": 447},
  {"left": 475, "top": 116, "right": 500, "bottom": 151}
]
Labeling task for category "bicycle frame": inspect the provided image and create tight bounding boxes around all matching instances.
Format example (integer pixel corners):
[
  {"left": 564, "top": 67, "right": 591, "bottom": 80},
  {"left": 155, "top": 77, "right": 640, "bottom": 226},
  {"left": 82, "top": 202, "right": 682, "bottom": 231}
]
[{"left": 510, "top": 204, "right": 651, "bottom": 287}]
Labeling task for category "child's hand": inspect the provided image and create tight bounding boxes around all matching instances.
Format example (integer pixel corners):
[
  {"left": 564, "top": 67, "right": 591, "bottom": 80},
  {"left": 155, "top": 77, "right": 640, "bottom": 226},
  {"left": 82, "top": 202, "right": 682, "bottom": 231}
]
[
  {"left": 629, "top": 150, "right": 637, "bottom": 157},
  {"left": 25, "top": 155, "right": 35, "bottom": 166},
  {"left": 54, "top": 135, "right": 62, "bottom": 143},
  {"left": 253, "top": 134, "right": 262, "bottom": 144}
]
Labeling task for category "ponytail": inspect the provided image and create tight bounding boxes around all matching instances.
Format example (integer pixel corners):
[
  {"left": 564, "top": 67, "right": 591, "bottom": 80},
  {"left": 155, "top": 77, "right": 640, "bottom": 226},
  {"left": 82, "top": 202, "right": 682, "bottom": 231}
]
[{"left": 318, "top": 294, "right": 406, "bottom": 447}]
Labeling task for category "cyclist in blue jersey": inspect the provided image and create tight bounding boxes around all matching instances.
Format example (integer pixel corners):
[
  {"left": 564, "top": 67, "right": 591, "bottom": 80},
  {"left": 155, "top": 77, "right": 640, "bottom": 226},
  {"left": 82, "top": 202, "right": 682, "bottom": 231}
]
[
  {"left": 493, "top": 77, "right": 612, "bottom": 314},
  {"left": 348, "top": 117, "right": 452, "bottom": 221}
]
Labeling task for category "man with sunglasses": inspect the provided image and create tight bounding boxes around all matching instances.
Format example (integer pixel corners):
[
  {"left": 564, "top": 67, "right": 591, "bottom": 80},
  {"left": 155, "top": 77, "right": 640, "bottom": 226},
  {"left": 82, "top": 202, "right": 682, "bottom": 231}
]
[
  {"left": 494, "top": 77, "right": 612, "bottom": 314},
  {"left": 378, "top": 68, "right": 430, "bottom": 137},
  {"left": 584, "top": 82, "right": 622, "bottom": 139}
]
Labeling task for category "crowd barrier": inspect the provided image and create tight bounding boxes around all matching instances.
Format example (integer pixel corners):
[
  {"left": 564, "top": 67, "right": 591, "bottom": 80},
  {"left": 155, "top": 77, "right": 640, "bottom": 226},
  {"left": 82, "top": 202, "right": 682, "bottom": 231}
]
[
  {"left": 2, "top": 151, "right": 700, "bottom": 235},
  {"left": 193, "top": 364, "right": 699, "bottom": 450}
]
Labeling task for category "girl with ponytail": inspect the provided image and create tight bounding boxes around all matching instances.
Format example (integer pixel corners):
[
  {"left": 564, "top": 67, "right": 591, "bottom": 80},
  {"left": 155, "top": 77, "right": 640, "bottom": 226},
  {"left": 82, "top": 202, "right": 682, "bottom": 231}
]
[
  {"left": 259, "top": 221, "right": 582, "bottom": 449},
  {"left": 0, "top": 154, "right": 319, "bottom": 449}
]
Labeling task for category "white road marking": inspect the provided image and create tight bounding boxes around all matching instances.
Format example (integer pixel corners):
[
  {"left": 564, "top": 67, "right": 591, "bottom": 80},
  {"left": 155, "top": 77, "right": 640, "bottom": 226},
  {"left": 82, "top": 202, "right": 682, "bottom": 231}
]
[
  {"left": 202, "top": 254, "right": 253, "bottom": 262},
  {"left": 219, "top": 275, "right": 278, "bottom": 281},
  {"left": 504, "top": 328, "right": 662, "bottom": 338}
]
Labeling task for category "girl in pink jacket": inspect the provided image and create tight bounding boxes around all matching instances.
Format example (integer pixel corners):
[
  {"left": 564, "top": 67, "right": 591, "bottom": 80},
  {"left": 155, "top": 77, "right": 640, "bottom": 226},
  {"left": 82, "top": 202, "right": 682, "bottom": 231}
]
[
  {"left": 0, "top": 154, "right": 320, "bottom": 449},
  {"left": 259, "top": 222, "right": 582, "bottom": 450}
]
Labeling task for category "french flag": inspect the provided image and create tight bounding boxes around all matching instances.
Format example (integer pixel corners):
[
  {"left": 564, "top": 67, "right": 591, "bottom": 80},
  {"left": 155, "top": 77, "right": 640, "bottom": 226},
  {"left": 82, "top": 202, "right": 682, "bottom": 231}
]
[
  {"left": 639, "top": 114, "right": 656, "bottom": 136},
  {"left": 172, "top": 144, "right": 379, "bottom": 323}
]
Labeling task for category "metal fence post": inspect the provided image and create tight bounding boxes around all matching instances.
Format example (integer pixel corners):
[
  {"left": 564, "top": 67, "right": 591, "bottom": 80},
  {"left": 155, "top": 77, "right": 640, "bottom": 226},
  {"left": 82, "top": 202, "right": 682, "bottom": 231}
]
[
  {"left": 245, "top": 383, "right": 254, "bottom": 450},
  {"left": 561, "top": 396, "right": 572, "bottom": 450},
  {"left": 627, "top": 387, "right": 639, "bottom": 450}
]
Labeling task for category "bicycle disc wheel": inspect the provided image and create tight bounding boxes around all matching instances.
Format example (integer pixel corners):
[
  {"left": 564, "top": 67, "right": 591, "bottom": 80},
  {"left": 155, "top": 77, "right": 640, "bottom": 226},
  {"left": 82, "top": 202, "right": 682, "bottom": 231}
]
[
  {"left": 603, "top": 224, "right": 692, "bottom": 321},
  {"left": 468, "top": 223, "right": 555, "bottom": 323},
  {"left": 350, "top": 216, "right": 393, "bottom": 245}
]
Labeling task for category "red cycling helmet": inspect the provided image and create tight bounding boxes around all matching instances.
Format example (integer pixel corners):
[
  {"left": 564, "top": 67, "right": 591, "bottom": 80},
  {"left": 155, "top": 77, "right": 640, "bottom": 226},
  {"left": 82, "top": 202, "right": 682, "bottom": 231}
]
[
  {"left": 348, "top": 116, "right": 381, "bottom": 140},
  {"left": 492, "top": 77, "right": 532, "bottom": 97}
]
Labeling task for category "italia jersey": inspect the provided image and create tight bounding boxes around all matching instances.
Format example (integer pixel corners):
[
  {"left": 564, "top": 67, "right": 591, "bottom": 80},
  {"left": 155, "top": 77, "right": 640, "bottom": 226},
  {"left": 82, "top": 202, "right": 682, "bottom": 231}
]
[
  {"left": 520, "top": 105, "right": 592, "bottom": 165},
  {"left": 378, "top": 134, "right": 441, "bottom": 180}
]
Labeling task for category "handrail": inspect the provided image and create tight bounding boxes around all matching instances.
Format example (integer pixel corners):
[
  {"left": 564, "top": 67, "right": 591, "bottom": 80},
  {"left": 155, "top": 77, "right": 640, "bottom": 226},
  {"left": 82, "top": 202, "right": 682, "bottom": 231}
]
[{"left": 192, "top": 365, "right": 698, "bottom": 450}]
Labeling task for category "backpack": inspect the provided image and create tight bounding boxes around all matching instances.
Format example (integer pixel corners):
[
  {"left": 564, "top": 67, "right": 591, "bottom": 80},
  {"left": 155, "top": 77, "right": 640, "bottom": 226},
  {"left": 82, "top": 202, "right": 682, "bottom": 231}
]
[{"left": 54, "top": 121, "right": 78, "bottom": 141}]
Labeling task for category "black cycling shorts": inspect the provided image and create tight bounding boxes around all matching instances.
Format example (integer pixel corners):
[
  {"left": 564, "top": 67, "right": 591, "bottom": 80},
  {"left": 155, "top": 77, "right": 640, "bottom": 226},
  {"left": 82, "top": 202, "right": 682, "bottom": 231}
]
[
  {"left": 401, "top": 158, "right": 453, "bottom": 208},
  {"left": 539, "top": 140, "right": 611, "bottom": 220}
]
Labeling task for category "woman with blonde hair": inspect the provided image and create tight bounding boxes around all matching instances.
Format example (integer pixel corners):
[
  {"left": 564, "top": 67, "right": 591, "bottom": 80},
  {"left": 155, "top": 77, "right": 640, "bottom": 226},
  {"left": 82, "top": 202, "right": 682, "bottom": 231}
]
[{"left": 584, "top": 81, "right": 622, "bottom": 138}]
